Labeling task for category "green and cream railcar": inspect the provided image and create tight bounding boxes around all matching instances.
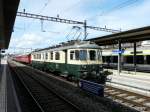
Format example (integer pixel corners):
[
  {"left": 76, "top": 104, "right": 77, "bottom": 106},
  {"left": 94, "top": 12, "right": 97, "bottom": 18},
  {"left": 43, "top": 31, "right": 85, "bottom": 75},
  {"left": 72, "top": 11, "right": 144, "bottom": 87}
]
[{"left": 31, "top": 41, "right": 103, "bottom": 80}]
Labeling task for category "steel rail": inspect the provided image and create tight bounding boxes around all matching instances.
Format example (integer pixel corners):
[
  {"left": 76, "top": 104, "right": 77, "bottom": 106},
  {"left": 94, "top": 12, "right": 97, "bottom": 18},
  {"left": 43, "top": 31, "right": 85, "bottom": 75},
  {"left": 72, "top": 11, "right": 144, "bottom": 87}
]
[
  {"left": 9, "top": 65, "right": 45, "bottom": 112},
  {"left": 105, "top": 85, "right": 150, "bottom": 111}
]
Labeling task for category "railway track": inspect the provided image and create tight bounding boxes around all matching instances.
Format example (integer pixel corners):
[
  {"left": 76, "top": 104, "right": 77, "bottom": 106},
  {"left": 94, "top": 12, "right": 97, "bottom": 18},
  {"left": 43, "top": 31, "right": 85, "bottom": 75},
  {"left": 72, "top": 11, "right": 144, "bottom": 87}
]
[
  {"left": 9, "top": 63, "right": 82, "bottom": 112},
  {"left": 105, "top": 86, "right": 150, "bottom": 112},
  {"left": 9, "top": 60, "right": 144, "bottom": 112}
]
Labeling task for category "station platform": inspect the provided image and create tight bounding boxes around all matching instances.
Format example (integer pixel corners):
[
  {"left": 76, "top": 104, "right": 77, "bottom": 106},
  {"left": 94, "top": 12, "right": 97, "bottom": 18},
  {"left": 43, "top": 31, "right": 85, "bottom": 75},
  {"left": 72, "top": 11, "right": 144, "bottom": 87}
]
[
  {"left": 0, "top": 59, "right": 21, "bottom": 112},
  {"left": 106, "top": 69, "right": 150, "bottom": 97}
]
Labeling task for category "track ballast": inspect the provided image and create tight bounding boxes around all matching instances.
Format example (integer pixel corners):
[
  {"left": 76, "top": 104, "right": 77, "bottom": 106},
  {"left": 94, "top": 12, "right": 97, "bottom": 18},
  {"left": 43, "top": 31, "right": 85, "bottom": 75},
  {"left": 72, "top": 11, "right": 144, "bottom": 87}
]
[{"left": 9, "top": 62, "right": 82, "bottom": 112}]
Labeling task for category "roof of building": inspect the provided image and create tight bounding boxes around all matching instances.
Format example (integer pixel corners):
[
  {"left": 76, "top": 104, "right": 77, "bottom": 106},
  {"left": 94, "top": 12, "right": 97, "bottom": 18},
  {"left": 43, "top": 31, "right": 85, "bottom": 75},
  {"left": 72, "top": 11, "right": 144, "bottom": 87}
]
[
  {"left": 0, "top": 0, "right": 20, "bottom": 49},
  {"left": 88, "top": 26, "right": 150, "bottom": 46}
]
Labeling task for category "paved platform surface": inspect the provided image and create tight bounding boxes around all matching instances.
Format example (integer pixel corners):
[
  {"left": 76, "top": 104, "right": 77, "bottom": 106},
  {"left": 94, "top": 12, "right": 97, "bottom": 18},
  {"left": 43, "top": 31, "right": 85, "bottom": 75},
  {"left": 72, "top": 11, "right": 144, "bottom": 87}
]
[
  {"left": 106, "top": 69, "right": 150, "bottom": 97},
  {"left": 0, "top": 60, "right": 7, "bottom": 112},
  {"left": 0, "top": 59, "right": 21, "bottom": 112}
]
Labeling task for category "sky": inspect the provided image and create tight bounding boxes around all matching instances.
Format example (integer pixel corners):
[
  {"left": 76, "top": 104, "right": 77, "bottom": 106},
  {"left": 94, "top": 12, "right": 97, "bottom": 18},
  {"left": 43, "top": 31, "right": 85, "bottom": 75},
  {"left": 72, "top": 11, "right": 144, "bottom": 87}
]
[{"left": 7, "top": 0, "right": 150, "bottom": 54}]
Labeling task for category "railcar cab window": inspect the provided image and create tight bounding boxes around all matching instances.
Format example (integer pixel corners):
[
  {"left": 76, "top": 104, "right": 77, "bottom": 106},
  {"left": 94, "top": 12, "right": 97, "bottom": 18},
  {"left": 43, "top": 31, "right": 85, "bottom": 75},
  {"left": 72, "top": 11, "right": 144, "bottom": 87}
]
[
  {"left": 79, "top": 50, "right": 87, "bottom": 60},
  {"left": 55, "top": 52, "right": 60, "bottom": 60},
  {"left": 70, "top": 50, "right": 87, "bottom": 60},
  {"left": 89, "top": 50, "right": 96, "bottom": 60}
]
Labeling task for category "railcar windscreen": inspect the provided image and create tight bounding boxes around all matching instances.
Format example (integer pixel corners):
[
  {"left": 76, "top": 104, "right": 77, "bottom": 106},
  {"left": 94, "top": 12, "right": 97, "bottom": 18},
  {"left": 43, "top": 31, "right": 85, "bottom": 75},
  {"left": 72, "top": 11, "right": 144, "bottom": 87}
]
[
  {"left": 79, "top": 50, "right": 87, "bottom": 60},
  {"left": 89, "top": 50, "right": 96, "bottom": 60}
]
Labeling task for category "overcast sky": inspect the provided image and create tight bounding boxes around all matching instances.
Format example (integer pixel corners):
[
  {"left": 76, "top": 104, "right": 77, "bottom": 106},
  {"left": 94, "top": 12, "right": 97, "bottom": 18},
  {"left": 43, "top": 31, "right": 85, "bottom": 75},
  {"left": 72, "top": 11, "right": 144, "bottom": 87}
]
[{"left": 7, "top": 0, "right": 150, "bottom": 54}]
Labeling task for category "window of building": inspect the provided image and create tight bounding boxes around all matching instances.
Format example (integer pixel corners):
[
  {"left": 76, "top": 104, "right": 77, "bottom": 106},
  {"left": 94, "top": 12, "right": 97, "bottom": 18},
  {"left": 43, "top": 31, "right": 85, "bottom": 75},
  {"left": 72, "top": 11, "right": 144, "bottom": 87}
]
[
  {"left": 89, "top": 50, "right": 96, "bottom": 60},
  {"left": 55, "top": 52, "right": 60, "bottom": 60}
]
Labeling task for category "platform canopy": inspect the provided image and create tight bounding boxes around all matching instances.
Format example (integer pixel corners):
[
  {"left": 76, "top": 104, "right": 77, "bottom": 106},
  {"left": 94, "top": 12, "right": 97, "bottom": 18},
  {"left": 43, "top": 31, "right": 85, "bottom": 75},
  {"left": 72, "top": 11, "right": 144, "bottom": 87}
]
[
  {"left": 0, "top": 0, "right": 20, "bottom": 49},
  {"left": 88, "top": 26, "right": 150, "bottom": 46}
]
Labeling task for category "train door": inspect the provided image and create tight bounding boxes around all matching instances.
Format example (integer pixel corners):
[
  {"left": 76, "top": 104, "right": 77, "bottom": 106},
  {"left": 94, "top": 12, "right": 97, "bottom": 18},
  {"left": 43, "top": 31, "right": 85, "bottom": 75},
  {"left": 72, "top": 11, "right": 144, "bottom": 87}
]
[
  {"left": 64, "top": 50, "right": 67, "bottom": 64},
  {"left": 62, "top": 50, "right": 69, "bottom": 77}
]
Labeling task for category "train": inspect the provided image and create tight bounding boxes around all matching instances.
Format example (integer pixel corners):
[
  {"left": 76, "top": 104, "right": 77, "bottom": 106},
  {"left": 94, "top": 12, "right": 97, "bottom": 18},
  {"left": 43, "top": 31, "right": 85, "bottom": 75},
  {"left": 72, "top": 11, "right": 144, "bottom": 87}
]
[
  {"left": 13, "top": 40, "right": 105, "bottom": 82},
  {"left": 102, "top": 46, "right": 150, "bottom": 72},
  {"left": 13, "top": 54, "right": 31, "bottom": 64}
]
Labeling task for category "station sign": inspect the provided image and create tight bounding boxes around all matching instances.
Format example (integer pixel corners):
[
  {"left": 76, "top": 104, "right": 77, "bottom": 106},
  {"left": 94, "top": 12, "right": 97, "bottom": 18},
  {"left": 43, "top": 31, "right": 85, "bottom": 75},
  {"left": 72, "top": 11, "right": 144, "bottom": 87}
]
[{"left": 112, "top": 49, "right": 124, "bottom": 54}]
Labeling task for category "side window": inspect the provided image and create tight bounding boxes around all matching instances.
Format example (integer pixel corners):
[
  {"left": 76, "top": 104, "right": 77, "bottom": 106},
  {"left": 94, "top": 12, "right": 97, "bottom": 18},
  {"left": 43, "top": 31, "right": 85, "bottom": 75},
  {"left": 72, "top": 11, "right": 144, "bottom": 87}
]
[
  {"left": 45, "top": 53, "right": 48, "bottom": 60},
  {"left": 70, "top": 51, "right": 75, "bottom": 60},
  {"left": 51, "top": 52, "right": 53, "bottom": 60},
  {"left": 37, "top": 54, "right": 40, "bottom": 59},
  {"left": 34, "top": 55, "right": 36, "bottom": 59},
  {"left": 55, "top": 52, "right": 60, "bottom": 60},
  {"left": 37, "top": 54, "right": 39, "bottom": 59},
  {"left": 89, "top": 50, "right": 96, "bottom": 60},
  {"left": 75, "top": 50, "right": 79, "bottom": 60}
]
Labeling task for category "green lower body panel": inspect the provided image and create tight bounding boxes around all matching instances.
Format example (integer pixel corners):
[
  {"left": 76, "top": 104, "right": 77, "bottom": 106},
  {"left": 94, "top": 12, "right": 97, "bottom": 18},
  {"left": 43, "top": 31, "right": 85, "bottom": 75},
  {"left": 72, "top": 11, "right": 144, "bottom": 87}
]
[{"left": 31, "top": 61, "right": 102, "bottom": 80}]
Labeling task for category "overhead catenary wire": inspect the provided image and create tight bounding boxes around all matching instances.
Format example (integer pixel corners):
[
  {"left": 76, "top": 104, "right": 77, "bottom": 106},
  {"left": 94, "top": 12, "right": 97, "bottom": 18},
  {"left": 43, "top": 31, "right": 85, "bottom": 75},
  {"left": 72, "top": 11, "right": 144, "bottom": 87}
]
[
  {"left": 65, "top": 28, "right": 74, "bottom": 41},
  {"left": 87, "top": 0, "right": 140, "bottom": 21},
  {"left": 23, "top": 0, "right": 52, "bottom": 32},
  {"left": 65, "top": 26, "right": 81, "bottom": 41},
  {"left": 17, "top": 11, "right": 121, "bottom": 39},
  {"left": 72, "top": 26, "right": 82, "bottom": 40}
]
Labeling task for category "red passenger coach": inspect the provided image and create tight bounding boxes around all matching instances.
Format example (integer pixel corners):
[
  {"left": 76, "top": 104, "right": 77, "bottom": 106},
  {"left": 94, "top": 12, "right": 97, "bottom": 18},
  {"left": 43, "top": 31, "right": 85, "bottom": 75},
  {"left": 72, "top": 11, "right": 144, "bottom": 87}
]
[{"left": 14, "top": 54, "right": 31, "bottom": 64}]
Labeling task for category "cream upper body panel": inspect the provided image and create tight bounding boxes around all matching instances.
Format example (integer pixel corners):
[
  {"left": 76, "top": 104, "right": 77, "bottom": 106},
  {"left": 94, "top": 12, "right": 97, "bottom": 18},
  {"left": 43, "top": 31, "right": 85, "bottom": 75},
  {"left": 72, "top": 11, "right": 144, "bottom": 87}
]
[
  {"left": 67, "top": 49, "right": 102, "bottom": 65},
  {"left": 31, "top": 50, "right": 65, "bottom": 63}
]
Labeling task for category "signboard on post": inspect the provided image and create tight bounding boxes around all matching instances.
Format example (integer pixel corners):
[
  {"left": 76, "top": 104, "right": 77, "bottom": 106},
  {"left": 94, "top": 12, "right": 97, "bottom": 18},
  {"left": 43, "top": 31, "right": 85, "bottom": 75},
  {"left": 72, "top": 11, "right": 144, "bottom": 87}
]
[{"left": 112, "top": 49, "right": 124, "bottom": 54}]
